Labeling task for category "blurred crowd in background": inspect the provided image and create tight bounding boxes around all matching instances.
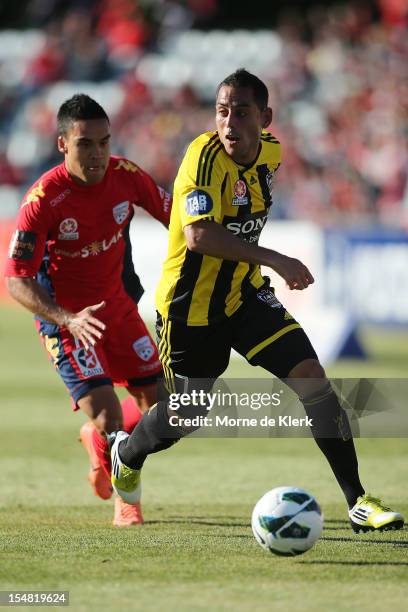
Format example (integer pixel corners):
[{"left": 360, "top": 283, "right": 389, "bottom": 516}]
[{"left": 0, "top": 0, "right": 407, "bottom": 226}]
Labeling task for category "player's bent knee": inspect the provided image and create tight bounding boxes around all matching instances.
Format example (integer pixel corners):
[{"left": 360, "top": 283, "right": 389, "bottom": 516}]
[
  {"left": 128, "top": 383, "right": 158, "bottom": 413},
  {"left": 288, "top": 358, "right": 326, "bottom": 380},
  {"left": 286, "top": 359, "right": 327, "bottom": 399},
  {"left": 93, "top": 409, "right": 115, "bottom": 436}
]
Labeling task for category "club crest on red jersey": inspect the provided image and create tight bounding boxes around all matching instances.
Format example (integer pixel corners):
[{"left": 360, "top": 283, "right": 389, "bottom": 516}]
[{"left": 113, "top": 201, "right": 130, "bottom": 224}]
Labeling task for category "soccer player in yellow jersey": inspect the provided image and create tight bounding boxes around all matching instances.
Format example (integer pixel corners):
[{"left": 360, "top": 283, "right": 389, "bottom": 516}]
[{"left": 110, "top": 69, "right": 403, "bottom": 533}]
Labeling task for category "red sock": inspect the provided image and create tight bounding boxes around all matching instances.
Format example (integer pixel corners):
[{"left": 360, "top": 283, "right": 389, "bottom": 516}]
[
  {"left": 91, "top": 427, "right": 111, "bottom": 478},
  {"left": 121, "top": 396, "right": 143, "bottom": 434},
  {"left": 91, "top": 396, "right": 143, "bottom": 477}
]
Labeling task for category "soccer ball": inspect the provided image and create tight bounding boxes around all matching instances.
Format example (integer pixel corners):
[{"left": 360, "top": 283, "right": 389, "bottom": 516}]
[{"left": 251, "top": 486, "right": 323, "bottom": 556}]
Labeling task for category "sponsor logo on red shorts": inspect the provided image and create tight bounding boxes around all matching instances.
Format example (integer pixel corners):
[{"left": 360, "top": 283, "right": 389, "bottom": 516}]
[{"left": 72, "top": 346, "right": 104, "bottom": 377}]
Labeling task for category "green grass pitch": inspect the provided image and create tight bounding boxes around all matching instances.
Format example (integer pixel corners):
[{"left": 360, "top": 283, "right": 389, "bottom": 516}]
[{"left": 0, "top": 304, "right": 407, "bottom": 611}]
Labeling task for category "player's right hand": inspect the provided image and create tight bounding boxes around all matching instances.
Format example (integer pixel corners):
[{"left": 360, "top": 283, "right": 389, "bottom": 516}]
[
  {"left": 65, "top": 301, "right": 106, "bottom": 350},
  {"left": 269, "top": 254, "right": 314, "bottom": 290}
]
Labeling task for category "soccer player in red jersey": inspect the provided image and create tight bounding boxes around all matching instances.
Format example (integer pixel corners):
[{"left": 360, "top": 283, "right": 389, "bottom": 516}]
[{"left": 5, "top": 94, "right": 171, "bottom": 526}]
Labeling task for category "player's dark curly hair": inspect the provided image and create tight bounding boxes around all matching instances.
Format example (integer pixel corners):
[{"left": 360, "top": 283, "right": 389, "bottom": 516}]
[
  {"left": 216, "top": 68, "right": 269, "bottom": 111},
  {"left": 57, "top": 94, "right": 109, "bottom": 135}
]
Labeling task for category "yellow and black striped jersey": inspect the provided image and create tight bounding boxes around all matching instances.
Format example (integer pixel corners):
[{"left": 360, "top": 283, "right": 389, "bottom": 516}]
[{"left": 156, "top": 130, "right": 281, "bottom": 325}]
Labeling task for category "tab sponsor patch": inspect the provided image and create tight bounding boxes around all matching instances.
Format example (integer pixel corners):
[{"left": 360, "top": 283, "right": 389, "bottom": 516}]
[{"left": 185, "top": 190, "right": 213, "bottom": 216}]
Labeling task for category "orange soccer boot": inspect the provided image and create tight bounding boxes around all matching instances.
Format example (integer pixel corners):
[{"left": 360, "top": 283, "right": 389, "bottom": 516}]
[
  {"left": 113, "top": 496, "right": 144, "bottom": 526},
  {"left": 79, "top": 421, "right": 113, "bottom": 500}
]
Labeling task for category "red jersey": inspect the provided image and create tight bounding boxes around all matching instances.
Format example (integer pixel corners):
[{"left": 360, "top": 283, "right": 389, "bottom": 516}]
[{"left": 5, "top": 156, "right": 171, "bottom": 320}]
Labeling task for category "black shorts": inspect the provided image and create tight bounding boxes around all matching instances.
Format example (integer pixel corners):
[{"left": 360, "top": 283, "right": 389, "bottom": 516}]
[{"left": 156, "top": 286, "right": 317, "bottom": 393}]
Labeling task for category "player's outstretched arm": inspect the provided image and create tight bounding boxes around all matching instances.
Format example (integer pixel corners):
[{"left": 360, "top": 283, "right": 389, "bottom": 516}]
[
  {"left": 184, "top": 220, "right": 314, "bottom": 291},
  {"left": 5, "top": 277, "right": 106, "bottom": 349}
]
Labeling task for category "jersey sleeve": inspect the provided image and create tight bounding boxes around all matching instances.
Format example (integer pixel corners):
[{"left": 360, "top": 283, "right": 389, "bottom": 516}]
[
  {"left": 175, "top": 138, "right": 224, "bottom": 229},
  {"left": 4, "top": 188, "right": 50, "bottom": 278},
  {"left": 131, "top": 165, "right": 172, "bottom": 226},
  {"left": 121, "top": 222, "right": 144, "bottom": 304}
]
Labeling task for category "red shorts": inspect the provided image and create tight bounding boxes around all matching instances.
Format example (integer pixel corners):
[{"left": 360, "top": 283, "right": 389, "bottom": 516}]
[{"left": 36, "top": 305, "right": 162, "bottom": 407}]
